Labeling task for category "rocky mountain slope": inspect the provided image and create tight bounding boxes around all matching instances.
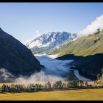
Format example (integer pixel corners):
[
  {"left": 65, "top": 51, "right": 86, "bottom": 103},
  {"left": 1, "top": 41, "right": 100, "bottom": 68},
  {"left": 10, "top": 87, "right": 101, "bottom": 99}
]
[{"left": 0, "top": 28, "right": 41, "bottom": 81}]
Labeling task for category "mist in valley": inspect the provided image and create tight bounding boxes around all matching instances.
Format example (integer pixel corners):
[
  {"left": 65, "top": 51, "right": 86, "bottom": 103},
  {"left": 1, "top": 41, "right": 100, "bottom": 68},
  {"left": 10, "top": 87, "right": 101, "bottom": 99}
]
[{"left": 0, "top": 54, "right": 90, "bottom": 83}]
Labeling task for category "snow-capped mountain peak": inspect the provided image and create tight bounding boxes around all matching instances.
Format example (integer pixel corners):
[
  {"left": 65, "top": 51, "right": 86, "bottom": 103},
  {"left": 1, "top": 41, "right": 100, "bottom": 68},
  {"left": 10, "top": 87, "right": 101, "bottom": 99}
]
[{"left": 26, "top": 32, "right": 77, "bottom": 54}]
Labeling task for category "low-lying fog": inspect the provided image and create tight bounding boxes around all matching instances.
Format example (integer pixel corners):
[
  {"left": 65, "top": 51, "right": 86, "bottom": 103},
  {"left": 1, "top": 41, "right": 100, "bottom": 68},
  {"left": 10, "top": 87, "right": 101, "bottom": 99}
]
[{"left": 0, "top": 54, "right": 90, "bottom": 83}]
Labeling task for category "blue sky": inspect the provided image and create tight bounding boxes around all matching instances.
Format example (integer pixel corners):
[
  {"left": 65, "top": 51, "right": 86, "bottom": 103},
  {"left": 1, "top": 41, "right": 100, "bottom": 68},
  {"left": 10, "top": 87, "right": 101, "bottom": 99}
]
[{"left": 0, "top": 3, "right": 103, "bottom": 44}]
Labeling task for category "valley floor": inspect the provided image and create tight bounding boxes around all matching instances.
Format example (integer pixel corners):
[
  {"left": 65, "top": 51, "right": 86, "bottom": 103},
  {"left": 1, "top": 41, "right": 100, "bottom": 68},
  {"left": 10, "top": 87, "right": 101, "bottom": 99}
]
[{"left": 0, "top": 88, "right": 103, "bottom": 100}]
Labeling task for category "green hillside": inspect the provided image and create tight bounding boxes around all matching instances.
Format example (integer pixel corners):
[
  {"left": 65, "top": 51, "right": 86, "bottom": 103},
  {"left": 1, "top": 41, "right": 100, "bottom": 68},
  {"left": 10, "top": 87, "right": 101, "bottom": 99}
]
[{"left": 51, "top": 31, "right": 103, "bottom": 57}]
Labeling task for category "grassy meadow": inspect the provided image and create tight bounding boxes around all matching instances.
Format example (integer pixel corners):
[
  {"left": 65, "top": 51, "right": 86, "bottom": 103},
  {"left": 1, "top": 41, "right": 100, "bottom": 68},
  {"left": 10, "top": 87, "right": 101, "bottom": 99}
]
[{"left": 0, "top": 88, "right": 103, "bottom": 100}]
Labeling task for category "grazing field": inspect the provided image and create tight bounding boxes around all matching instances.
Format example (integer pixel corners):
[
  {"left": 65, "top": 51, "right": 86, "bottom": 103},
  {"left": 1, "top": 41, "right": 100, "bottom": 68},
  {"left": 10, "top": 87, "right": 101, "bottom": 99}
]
[{"left": 0, "top": 88, "right": 103, "bottom": 100}]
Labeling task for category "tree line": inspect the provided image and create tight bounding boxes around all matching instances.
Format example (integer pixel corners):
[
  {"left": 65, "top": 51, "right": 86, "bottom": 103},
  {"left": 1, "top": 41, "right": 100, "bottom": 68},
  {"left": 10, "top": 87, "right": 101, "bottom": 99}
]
[{"left": 0, "top": 79, "right": 103, "bottom": 93}]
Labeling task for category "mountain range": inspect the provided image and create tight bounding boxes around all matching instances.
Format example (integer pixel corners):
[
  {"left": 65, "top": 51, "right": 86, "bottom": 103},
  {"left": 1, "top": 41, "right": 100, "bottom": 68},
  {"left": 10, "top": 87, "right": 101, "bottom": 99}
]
[
  {"left": 27, "top": 14, "right": 103, "bottom": 80},
  {"left": 26, "top": 32, "right": 77, "bottom": 54},
  {"left": 0, "top": 14, "right": 103, "bottom": 82}
]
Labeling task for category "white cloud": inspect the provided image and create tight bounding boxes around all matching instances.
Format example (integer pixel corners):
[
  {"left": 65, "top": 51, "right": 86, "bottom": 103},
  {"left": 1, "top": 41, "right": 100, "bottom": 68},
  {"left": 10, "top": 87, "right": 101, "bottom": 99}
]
[
  {"left": 35, "top": 30, "right": 40, "bottom": 36},
  {"left": 78, "top": 14, "right": 103, "bottom": 36},
  {"left": 25, "top": 30, "right": 42, "bottom": 45}
]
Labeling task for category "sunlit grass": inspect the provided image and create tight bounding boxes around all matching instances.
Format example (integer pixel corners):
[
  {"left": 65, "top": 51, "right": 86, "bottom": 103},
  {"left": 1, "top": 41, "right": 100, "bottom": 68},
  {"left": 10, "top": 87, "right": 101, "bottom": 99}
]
[{"left": 0, "top": 88, "right": 103, "bottom": 100}]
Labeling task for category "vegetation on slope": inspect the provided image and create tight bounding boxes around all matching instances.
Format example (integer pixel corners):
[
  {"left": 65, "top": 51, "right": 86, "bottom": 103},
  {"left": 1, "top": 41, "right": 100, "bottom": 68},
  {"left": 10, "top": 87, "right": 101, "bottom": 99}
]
[{"left": 52, "top": 30, "right": 103, "bottom": 56}]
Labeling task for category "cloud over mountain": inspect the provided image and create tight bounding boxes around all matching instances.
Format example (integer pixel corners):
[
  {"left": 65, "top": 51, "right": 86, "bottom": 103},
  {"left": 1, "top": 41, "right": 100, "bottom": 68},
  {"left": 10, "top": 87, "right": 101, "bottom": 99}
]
[{"left": 78, "top": 14, "right": 103, "bottom": 36}]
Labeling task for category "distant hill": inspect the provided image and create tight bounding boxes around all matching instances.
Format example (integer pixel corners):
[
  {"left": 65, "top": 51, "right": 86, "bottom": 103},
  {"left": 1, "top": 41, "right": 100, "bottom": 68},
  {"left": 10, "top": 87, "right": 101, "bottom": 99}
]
[{"left": 0, "top": 28, "right": 41, "bottom": 81}]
